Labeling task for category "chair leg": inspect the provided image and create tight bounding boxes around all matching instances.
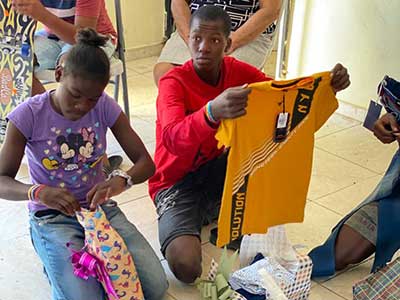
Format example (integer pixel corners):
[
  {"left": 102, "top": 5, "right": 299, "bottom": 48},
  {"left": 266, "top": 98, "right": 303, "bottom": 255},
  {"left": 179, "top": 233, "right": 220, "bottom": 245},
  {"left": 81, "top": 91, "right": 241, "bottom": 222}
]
[
  {"left": 113, "top": 75, "right": 120, "bottom": 103},
  {"left": 121, "top": 67, "right": 130, "bottom": 122}
]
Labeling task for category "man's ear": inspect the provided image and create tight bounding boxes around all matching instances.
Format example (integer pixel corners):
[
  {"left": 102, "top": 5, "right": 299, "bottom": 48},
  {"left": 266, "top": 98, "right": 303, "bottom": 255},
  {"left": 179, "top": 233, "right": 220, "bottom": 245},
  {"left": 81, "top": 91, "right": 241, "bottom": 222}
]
[
  {"left": 55, "top": 65, "right": 63, "bottom": 83},
  {"left": 225, "top": 37, "right": 232, "bottom": 53}
]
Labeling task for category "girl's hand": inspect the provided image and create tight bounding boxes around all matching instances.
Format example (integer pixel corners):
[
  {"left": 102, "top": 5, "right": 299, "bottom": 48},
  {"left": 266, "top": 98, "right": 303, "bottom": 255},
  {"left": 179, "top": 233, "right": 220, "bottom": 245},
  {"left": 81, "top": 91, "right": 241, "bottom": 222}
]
[
  {"left": 86, "top": 176, "right": 126, "bottom": 211},
  {"left": 38, "top": 186, "right": 81, "bottom": 216},
  {"left": 330, "top": 63, "right": 351, "bottom": 93}
]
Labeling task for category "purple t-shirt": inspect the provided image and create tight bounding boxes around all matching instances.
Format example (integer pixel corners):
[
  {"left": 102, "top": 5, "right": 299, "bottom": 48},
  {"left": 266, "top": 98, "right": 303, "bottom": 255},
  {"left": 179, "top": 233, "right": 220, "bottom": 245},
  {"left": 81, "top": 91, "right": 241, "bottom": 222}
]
[{"left": 7, "top": 91, "right": 122, "bottom": 212}]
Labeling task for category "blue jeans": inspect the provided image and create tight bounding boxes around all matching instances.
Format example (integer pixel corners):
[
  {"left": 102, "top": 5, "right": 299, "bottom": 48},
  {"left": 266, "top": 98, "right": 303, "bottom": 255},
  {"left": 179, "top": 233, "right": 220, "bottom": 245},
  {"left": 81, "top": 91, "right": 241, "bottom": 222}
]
[
  {"left": 29, "top": 201, "right": 168, "bottom": 300},
  {"left": 34, "top": 29, "right": 116, "bottom": 71}
]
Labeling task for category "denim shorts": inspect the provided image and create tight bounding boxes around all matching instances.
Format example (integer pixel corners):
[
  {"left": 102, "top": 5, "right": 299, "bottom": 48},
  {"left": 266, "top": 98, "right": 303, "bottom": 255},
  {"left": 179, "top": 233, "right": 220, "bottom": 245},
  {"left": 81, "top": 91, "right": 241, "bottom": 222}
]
[
  {"left": 29, "top": 200, "right": 168, "bottom": 300},
  {"left": 155, "top": 153, "right": 228, "bottom": 255},
  {"left": 34, "top": 29, "right": 116, "bottom": 71}
]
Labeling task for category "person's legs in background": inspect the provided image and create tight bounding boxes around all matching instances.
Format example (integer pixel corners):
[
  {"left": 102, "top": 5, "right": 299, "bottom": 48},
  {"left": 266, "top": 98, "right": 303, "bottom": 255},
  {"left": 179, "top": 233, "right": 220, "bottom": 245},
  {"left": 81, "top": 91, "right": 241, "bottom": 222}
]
[
  {"left": 153, "top": 31, "right": 191, "bottom": 86},
  {"left": 334, "top": 202, "right": 377, "bottom": 270}
]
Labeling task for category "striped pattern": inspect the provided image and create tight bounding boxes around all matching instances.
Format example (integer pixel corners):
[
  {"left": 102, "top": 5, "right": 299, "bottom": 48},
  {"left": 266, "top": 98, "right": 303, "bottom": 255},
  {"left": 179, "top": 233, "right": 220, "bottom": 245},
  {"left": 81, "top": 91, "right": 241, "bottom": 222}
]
[{"left": 232, "top": 115, "right": 309, "bottom": 194}]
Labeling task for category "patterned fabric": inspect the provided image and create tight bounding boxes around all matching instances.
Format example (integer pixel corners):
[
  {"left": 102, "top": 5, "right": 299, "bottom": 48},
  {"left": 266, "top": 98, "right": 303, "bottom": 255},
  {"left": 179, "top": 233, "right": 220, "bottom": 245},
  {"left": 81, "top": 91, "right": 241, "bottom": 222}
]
[
  {"left": 76, "top": 207, "right": 144, "bottom": 300},
  {"left": 353, "top": 257, "right": 400, "bottom": 300},
  {"left": 230, "top": 257, "right": 295, "bottom": 295},
  {"left": 189, "top": 0, "right": 276, "bottom": 33}
]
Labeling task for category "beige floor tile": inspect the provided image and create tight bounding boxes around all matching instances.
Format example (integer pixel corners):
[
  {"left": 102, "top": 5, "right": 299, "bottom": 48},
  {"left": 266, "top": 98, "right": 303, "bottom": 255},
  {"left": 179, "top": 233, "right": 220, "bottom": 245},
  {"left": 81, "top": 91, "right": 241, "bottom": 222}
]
[
  {"left": 105, "top": 73, "right": 158, "bottom": 108},
  {"left": 15, "top": 162, "right": 30, "bottom": 180},
  {"left": 309, "top": 284, "right": 347, "bottom": 300},
  {"left": 316, "top": 125, "right": 398, "bottom": 174},
  {"left": 131, "top": 116, "right": 156, "bottom": 144},
  {"left": 119, "top": 196, "right": 163, "bottom": 259},
  {"left": 285, "top": 201, "right": 343, "bottom": 253},
  {"left": 164, "top": 293, "right": 178, "bottom": 300},
  {"left": 0, "top": 201, "right": 30, "bottom": 242},
  {"left": 162, "top": 260, "right": 201, "bottom": 300},
  {"left": 321, "top": 259, "right": 374, "bottom": 300},
  {"left": 0, "top": 234, "right": 51, "bottom": 300},
  {"left": 126, "top": 56, "right": 158, "bottom": 75},
  {"left": 313, "top": 175, "right": 382, "bottom": 216},
  {"left": 308, "top": 148, "right": 377, "bottom": 200},
  {"left": 113, "top": 183, "right": 149, "bottom": 205},
  {"left": 315, "top": 113, "right": 360, "bottom": 140},
  {"left": 131, "top": 103, "right": 157, "bottom": 124}
]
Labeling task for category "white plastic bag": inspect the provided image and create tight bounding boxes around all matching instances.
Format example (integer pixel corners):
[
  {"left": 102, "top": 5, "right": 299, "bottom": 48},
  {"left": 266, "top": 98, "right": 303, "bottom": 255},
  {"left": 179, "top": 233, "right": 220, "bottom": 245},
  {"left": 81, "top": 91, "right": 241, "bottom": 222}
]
[{"left": 239, "top": 225, "right": 298, "bottom": 269}]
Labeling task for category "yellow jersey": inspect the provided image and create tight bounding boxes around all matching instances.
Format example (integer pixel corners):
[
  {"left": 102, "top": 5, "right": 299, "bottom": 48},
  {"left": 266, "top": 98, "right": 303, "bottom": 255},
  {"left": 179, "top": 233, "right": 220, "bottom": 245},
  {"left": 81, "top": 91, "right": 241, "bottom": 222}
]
[{"left": 215, "top": 72, "right": 338, "bottom": 246}]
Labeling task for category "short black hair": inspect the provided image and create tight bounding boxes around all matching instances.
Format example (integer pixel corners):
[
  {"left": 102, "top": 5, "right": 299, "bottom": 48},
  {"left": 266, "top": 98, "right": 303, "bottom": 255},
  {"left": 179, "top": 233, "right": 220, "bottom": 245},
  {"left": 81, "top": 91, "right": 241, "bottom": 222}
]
[
  {"left": 190, "top": 5, "right": 232, "bottom": 37},
  {"left": 63, "top": 28, "right": 110, "bottom": 85}
]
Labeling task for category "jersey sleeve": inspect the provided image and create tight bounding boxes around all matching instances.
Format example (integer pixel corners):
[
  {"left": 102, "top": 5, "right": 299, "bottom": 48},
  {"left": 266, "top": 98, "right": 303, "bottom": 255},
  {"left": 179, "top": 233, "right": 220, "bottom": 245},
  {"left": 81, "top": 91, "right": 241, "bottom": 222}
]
[
  {"left": 75, "top": 0, "right": 102, "bottom": 18},
  {"left": 215, "top": 119, "right": 235, "bottom": 148},
  {"left": 314, "top": 77, "right": 339, "bottom": 132},
  {"left": 6, "top": 100, "right": 34, "bottom": 140}
]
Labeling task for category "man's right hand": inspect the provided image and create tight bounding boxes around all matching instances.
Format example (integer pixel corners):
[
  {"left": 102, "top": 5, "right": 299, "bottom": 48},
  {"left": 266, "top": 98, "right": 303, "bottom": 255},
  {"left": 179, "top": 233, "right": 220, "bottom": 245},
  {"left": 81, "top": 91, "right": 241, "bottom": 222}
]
[
  {"left": 38, "top": 186, "right": 81, "bottom": 216},
  {"left": 210, "top": 85, "right": 251, "bottom": 121},
  {"left": 373, "top": 113, "right": 400, "bottom": 144}
]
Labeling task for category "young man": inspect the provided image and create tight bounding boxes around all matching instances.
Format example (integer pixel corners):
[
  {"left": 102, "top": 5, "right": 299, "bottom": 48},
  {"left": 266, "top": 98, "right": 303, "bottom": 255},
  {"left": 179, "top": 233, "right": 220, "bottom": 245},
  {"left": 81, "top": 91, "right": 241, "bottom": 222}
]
[
  {"left": 149, "top": 5, "right": 351, "bottom": 283},
  {"left": 12, "top": 0, "right": 117, "bottom": 95}
]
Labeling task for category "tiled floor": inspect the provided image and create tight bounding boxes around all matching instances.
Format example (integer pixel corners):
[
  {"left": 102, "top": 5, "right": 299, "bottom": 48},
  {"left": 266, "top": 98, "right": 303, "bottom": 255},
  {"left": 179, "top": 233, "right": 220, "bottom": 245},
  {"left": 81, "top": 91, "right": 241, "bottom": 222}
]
[{"left": 0, "top": 56, "right": 398, "bottom": 300}]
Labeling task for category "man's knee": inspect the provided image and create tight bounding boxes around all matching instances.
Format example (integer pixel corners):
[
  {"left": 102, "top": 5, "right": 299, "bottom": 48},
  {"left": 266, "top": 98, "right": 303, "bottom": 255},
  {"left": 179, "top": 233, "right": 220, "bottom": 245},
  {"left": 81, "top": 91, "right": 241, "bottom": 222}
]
[
  {"left": 153, "top": 62, "right": 175, "bottom": 86},
  {"left": 165, "top": 235, "right": 202, "bottom": 283}
]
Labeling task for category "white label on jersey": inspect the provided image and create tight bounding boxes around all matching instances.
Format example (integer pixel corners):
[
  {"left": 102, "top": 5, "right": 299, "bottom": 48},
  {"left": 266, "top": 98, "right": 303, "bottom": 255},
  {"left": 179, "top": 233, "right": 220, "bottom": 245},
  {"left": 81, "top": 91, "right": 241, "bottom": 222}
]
[{"left": 277, "top": 112, "right": 289, "bottom": 129}]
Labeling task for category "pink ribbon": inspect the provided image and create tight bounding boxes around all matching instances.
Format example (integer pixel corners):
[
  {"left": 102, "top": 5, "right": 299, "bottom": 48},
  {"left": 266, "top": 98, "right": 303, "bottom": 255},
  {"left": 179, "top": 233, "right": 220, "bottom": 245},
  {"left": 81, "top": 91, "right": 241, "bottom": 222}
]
[{"left": 69, "top": 246, "right": 119, "bottom": 300}]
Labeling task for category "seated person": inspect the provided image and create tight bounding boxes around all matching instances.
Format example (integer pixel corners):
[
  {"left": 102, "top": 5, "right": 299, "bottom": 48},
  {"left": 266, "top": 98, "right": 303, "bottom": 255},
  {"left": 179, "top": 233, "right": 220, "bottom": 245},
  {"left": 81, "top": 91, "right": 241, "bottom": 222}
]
[
  {"left": 309, "top": 113, "right": 400, "bottom": 277},
  {"left": 153, "top": 0, "right": 282, "bottom": 85},
  {"left": 149, "top": 5, "right": 350, "bottom": 284},
  {"left": 12, "top": 0, "right": 117, "bottom": 95},
  {"left": 0, "top": 28, "right": 167, "bottom": 300}
]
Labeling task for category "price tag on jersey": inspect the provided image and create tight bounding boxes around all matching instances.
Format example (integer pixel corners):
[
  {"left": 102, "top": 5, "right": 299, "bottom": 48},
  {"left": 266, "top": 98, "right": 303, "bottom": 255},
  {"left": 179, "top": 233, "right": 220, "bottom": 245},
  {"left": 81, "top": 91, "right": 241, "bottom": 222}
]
[
  {"left": 363, "top": 100, "right": 382, "bottom": 131},
  {"left": 274, "top": 112, "right": 290, "bottom": 142}
]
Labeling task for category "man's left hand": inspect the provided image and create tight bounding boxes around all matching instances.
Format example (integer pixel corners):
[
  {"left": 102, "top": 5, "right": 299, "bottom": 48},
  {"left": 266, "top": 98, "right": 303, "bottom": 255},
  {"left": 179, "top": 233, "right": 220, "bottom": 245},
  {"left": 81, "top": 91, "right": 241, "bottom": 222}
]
[
  {"left": 11, "top": 0, "right": 45, "bottom": 20},
  {"left": 330, "top": 63, "right": 351, "bottom": 93}
]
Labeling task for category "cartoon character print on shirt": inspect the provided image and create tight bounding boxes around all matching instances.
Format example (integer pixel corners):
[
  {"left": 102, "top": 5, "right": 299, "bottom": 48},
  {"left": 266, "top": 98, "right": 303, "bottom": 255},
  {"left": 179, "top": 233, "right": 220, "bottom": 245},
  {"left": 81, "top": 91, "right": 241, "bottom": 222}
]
[{"left": 41, "top": 124, "right": 104, "bottom": 188}]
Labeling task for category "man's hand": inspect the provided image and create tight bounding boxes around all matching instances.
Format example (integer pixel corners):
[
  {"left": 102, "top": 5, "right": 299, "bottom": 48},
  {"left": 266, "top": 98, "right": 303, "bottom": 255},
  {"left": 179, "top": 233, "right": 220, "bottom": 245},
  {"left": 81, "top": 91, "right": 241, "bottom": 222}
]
[
  {"left": 86, "top": 176, "right": 126, "bottom": 211},
  {"left": 330, "top": 63, "right": 351, "bottom": 93},
  {"left": 11, "top": 0, "right": 46, "bottom": 20},
  {"left": 373, "top": 113, "right": 400, "bottom": 144},
  {"left": 38, "top": 186, "right": 81, "bottom": 216},
  {"left": 210, "top": 85, "right": 251, "bottom": 121}
]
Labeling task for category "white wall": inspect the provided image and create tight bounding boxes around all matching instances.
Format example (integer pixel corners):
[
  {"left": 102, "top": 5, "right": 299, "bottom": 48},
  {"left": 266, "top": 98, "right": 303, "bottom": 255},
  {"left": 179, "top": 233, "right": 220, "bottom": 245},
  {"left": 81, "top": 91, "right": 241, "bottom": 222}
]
[
  {"left": 105, "top": 0, "right": 165, "bottom": 51},
  {"left": 287, "top": 0, "right": 400, "bottom": 109}
]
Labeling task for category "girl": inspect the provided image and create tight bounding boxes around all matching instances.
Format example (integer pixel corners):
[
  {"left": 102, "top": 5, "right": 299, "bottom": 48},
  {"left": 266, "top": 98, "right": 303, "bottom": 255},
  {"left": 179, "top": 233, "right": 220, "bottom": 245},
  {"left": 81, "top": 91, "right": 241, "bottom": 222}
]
[{"left": 0, "top": 28, "right": 168, "bottom": 300}]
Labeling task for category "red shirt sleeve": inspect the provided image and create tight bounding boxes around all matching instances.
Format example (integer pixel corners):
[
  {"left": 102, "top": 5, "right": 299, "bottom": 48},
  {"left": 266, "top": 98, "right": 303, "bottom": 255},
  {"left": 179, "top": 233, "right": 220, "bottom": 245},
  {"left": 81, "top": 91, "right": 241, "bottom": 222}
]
[
  {"left": 157, "top": 77, "right": 217, "bottom": 156},
  {"left": 75, "top": 0, "right": 101, "bottom": 18}
]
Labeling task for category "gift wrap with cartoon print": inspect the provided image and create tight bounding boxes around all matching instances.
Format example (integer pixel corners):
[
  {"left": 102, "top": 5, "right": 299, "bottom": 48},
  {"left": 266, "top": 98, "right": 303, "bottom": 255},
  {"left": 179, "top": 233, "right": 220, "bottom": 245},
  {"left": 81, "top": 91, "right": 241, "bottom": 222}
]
[{"left": 76, "top": 207, "right": 144, "bottom": 300}]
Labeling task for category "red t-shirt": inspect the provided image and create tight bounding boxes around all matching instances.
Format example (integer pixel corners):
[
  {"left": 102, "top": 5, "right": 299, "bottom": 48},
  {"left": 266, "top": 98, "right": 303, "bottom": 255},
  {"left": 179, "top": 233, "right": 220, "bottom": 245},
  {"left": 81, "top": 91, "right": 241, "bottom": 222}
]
[{"left": 148, "top": 57, "right": 271, "bottom": 200}]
